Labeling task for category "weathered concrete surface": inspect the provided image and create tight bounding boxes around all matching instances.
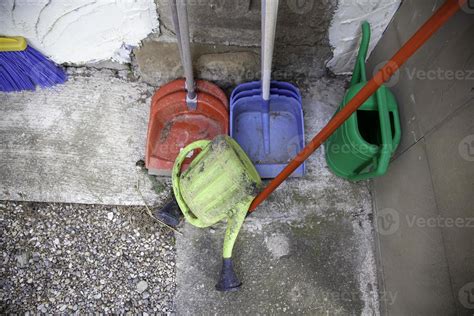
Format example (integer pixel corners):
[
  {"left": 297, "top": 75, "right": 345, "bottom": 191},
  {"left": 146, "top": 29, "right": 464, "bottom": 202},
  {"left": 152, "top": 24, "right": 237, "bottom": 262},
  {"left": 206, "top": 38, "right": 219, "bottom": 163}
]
[
  {"left": 133, "top": 41, "right": 260, "bottom": 89},
  {"left": 196, "top": 51, "right": 260, "bottom": 88},
  {"left": 134, "top": 39, "right": 335, "bottom": 91},
  {"left": 151, "top": 0, "right": 399, "bottom": 79},
  {"left": 0, "top": 68, "right": 168, "bottom": 205},
  {"left": 154, "top": 0, "right": 336, "bottom": 48},
  {"left": 327, "top": 0, "right": 401, "bottom": 74},
  {"left": 175, "top": 79, "right": 379, "bottom": 315},
  {"left": 139, "top": 0, "right": 336, "bottom": 87}
]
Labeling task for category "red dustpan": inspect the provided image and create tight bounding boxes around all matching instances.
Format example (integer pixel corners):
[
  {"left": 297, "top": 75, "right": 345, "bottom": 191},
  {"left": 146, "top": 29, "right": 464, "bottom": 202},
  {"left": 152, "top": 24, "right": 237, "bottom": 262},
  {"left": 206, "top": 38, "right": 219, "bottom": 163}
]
[{"left": 145, "top": 0, "right": 228, "bottom": 176}]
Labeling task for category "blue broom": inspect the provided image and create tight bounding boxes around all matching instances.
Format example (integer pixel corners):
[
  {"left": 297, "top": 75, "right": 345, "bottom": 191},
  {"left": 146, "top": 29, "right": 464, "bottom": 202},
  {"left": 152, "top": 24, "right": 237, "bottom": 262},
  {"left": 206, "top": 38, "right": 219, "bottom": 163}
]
[{"left": 0, "top": 36, "right": 67, "bottom": 92}]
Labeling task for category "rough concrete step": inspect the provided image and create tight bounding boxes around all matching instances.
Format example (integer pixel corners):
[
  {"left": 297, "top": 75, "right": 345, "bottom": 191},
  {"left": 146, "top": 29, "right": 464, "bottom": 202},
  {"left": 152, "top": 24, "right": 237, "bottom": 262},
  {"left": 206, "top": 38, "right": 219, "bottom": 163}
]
[{"left": 0, "top": 68, "right": 168, "bottom": 206}]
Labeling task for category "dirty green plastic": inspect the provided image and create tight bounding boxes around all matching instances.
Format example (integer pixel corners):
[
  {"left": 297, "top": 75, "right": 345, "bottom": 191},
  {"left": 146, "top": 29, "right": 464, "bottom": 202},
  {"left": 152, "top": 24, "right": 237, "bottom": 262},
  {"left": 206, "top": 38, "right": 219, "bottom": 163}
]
[
  {"left": 172, "top": 135, "right": 262, "bottom": 259},
  {"left": 325, "top": 21, "right": 401, "bottom": 181}
]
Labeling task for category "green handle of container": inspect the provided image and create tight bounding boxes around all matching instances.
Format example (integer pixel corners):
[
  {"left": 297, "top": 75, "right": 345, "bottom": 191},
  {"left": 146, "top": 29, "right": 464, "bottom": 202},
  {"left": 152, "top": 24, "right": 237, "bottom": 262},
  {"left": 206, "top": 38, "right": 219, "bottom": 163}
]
[
  {"left": 391, "top": 109, "right": 402, "bottom": 151},
  {"left": 351, "top": 87, "right": 394, "bottom": 181},
  {"left": 172, "top": 140, "right": 211, "bottom": 228},
  {"left": 350, "top": 21, "right": 371, "bottom": 87}
]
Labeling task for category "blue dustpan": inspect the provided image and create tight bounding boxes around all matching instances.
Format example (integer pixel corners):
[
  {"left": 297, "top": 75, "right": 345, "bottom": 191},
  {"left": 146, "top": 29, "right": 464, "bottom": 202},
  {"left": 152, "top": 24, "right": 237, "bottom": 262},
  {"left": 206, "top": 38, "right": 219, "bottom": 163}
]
[
  {"left": 230, "top": 94, "right": 305, "bottom": 178},
  {"left": 230, "top": 80, "right": 302, "bottom": 104},
  {"left": 230, "top": 0, "right": 305, "bottom": 178}
]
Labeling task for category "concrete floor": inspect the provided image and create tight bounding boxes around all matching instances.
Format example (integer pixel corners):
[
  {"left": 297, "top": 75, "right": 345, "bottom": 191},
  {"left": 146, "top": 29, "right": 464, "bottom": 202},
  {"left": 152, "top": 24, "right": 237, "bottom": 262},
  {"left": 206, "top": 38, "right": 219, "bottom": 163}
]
[
  {"left": 175, "top": 80, "right": 379, "bottom": 315},
  {"left": 0, "top": 70, "right": 379, "bottom": 314}
]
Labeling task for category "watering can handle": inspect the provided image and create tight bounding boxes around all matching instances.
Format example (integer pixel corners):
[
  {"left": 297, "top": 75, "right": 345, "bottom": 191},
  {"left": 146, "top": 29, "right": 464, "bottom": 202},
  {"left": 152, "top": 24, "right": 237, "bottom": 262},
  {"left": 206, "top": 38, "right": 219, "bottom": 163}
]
[
  {"left": 351, "top": 88, "right": 395, "bottom": 181},
  {"left": 172, "top": 140, "right": 211, "bottom": 228},
  {"left": 350, "top": 21, "right": 371, "bottom": 87}
]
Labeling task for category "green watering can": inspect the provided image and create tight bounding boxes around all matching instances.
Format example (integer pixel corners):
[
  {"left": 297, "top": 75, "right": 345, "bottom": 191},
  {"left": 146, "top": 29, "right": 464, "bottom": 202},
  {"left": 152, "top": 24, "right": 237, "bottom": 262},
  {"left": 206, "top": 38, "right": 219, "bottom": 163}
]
[
  {"left": 172, "top": 135, "right": 262, "bottom": 291},
  {"left": 325, "top": 21, "right": 401, "bottom": 181}
]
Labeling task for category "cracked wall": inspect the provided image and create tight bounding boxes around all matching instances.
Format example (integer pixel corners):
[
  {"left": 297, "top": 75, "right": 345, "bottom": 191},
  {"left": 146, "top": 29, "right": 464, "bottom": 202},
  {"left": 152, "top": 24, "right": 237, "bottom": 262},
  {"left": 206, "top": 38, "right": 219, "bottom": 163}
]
[
  {"left": 0, "top": 0, "right": 158, "bottom": 64},
  {"left": 154, "top": 0, "right": 401, "bottom": 76},
  {"left": 0, "top": 0, "right": 400, "bottom": 74}
]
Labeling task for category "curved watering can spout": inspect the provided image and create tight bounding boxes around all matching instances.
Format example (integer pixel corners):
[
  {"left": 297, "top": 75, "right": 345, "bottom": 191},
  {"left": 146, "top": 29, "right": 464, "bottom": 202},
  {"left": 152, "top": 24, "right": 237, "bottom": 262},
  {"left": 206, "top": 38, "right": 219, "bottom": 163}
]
[{"left": 216, "top": 203, "right": 249, "bottom": 291}]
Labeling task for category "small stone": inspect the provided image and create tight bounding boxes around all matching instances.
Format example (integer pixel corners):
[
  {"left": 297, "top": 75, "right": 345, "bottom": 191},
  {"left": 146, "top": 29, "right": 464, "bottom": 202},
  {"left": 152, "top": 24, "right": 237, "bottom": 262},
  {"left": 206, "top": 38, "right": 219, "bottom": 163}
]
[
  {"left": 53, "top": 238, "right": 60, "bottom": 245},
  {"left": 37, "top": 304, "right": 47, "bottom": 313},
  {"left": 16, "top": 253, "right": 28, "bottom": 267},
  {"left": 94, "top": 293, "right": 102, "bottom": 299},
  {"left": 136, "top": 280, "right": 148, "bottom": 293},
  {"left": 107, "top": 212, "right": 114, "bottom": 221},
  {"left": 196, "top": 52, "right": 260, "bottom": 87}
]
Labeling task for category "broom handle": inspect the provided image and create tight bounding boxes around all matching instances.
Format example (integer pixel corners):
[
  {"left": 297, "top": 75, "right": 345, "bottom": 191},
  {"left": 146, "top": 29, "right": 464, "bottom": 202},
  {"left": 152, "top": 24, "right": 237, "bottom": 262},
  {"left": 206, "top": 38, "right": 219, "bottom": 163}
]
[
  {"left": 249, "top": 0, "right": 466, "bottom": 212},
  {"left": 262, "top": 0, "right": 278, "bottom": 101},
  {"left": 169, "top": 0, "right": 184, "bottom": 68}
]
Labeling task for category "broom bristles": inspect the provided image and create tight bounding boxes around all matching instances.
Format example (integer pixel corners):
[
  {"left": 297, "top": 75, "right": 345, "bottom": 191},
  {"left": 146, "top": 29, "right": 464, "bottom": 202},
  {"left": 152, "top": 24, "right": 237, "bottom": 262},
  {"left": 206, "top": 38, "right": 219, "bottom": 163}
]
[{"left": 0, "top": 45, "right": 67, "bottom": 92}]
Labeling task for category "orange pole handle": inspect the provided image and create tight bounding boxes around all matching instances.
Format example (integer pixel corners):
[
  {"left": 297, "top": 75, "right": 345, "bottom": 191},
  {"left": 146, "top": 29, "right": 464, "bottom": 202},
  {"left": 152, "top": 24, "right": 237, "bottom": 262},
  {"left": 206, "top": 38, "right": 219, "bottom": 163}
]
[{"left": 249, "top": 0, "right": 466, "bottom": 212}]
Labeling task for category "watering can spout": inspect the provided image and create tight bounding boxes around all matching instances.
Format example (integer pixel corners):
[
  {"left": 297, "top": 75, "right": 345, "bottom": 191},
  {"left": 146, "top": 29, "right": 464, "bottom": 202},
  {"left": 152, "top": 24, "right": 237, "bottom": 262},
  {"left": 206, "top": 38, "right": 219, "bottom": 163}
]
[{"left": 216, "top": 258, "right": 242, "bottom": 292}]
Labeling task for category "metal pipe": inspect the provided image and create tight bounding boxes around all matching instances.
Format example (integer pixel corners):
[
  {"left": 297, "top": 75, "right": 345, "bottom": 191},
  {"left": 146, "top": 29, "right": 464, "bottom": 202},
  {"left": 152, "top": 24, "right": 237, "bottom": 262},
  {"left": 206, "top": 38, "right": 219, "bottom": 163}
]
[
  {"left": 261, "top": 0, "right": 278, "bottom": 101},
  {"left": 169, "top": 0, "right": 184, "bottom": 65},
  {"left": 176, "top": 0, "right": 197, "bottom": 109}
]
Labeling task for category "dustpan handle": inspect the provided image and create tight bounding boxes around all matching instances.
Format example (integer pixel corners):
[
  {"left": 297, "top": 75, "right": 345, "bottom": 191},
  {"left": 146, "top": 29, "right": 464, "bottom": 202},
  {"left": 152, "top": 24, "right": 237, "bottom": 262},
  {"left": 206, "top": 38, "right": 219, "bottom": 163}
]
[
  {"left": 176, "top": 0, "right": 197, "bottom": 109},
  {"left": 261, "top": 0, "right": 279, "bottom": 101}
]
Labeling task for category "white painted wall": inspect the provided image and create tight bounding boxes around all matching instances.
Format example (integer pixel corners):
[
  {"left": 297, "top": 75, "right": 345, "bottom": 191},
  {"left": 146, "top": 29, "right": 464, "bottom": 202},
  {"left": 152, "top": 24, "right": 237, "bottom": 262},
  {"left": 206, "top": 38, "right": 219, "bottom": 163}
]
[
  {"left": 328, "top": 0, "right": 401, "bottom": 74},
  {"left": 0, "top": 0, "right": 158, "bottom": 64}
]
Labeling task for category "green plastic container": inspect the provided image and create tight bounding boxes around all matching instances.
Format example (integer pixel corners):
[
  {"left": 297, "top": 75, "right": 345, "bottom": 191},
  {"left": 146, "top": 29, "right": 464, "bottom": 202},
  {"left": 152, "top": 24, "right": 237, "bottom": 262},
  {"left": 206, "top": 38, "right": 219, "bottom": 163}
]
[
  {"left": 325, "top": 22, "right": 401, "bottom": 181},
  {"left": 172, "top": 135, "right": 262, "bottom": 291}
]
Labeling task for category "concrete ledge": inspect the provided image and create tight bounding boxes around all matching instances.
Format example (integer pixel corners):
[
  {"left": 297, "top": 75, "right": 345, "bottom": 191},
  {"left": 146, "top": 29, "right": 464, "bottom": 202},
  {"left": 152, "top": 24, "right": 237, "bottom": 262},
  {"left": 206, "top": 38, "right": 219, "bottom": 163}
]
[{"left": 0, "top": 69, "right": 167, "bottom": 206}]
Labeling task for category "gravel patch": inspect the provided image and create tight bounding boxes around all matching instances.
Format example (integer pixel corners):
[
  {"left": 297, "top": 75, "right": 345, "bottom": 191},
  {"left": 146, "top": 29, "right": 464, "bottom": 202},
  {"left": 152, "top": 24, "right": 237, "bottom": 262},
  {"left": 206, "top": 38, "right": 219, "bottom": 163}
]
[{"left": 0, "top": 201, "right": 176, "bottom": 314}]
